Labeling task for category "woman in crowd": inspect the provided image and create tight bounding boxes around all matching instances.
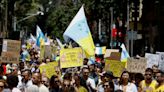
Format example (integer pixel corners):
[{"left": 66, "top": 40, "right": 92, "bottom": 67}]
[
  {"left": 49, "top": 75, "right": 61, "bottom": 92},
  {"left": 118, "top": 71, "right": 138, "bottom": 92}
]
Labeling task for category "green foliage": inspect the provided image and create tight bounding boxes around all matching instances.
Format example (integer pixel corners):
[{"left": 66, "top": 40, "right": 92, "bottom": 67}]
[
  {"left": 7, "top": 0, "right": 128, "bottom": 40},
  {"left": 46, "top": 1, "right": 82, "bottom": 40}
]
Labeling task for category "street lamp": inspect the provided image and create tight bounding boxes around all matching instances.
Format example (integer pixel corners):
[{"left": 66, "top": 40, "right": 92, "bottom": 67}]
[
  {"left": 13, "top": 11, "right": 44, "bottom": 31},
  {"left": 12, "top": 11, "right": 43, "bottom": 43}
]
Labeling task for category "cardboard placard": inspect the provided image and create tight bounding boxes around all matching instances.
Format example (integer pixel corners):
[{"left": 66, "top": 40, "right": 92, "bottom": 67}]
[
  {"left": 1, "top": 52, "right": 19, "bottom": 63},
  {"left": 2, "top": 39, "right": 21, "bottom": 53},
  {"left": 127, "top": 57, "right": 147, "bottom": 74},
  {"left": 40, "top": 45, "right": 45, "bottom": 60},
  {"left": 44, "top": 45, "right": 52, "bottom": 58},
  {"left": 105, "top": 60, "right": 125, "bottom": 77},
  {"left": 104, "top": 49, "right": 119, "bottom": 58},
  {"left": 60, "top": 48, "right": 83, "bottom": 68},
  {"left": 39, "top": 62, "right": 58, "bottom": 78},
  {"left": 106, "top": 52, "right": 121, "bottom": 61}
]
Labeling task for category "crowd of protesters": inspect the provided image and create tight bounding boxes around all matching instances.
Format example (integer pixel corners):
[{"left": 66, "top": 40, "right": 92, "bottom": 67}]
[{"left": 0, "top": 43, "right": 164, "bottom": 92}]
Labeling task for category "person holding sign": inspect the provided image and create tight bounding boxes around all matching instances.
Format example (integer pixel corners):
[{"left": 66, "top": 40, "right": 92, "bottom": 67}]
[{"left": 118, "top": 71, "right": 138, "bottom": 92}]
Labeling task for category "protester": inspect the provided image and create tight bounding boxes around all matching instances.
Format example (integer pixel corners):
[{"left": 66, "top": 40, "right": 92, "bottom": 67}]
[
  {"left": 7, "top": 75, "right": 21, "bottom": 92},
  {"left": 139, "top": 68, "right": 157, "bottom": 92},
  {"left": 32, "top": 72, "right": 49, "bottom": 92},
  {"left": 88, "top": 63, "right": 99, "bottom": 85},
  {"left": 0, "top": 66, "right": 5, "bottom": 80},
  {"left": 0, "top": 80, "right": 5, "bottom": 92},
  {"left": 61, "top": 77, "right": 75, "bottom": 92},
  {"left": 49, "top": 75, "right": 61, "bottom": 92},
  {"left": 97, "top": 72, "right": 106, "bottom": 92},
  {"left": 83, "top": 58, "right": 88, "bottom": 65},
  {"left": 104, "top": 71, "right": 119, "bottom": 91},
  {"left": 103, "top": 81, "right": 114, "bottom": 92},
  {"left": 80, "top": 66, "right": 96, "bottom": 92},
  {"left": 154, "top": 70, "right": 164, "bottom": 92},
  {"left": 41, "top": 76, "right": 49, "bottom": 88},
  {"left": 25, "top": 85, "right": 39, "bottom": 92},
  {"left": 73, "top": 73, "right": 88, "bottom": 92},
  {"left": 118, "top": 71, "right": 138, "bottom": 92},
  {"left": 134, "top": 73, "right": 144, "bottom": 88},
  {"left": 152, "top": 65, "right": 159, "bottom": 79},
  {"left": 19, "top": 62, "right": 25, "bottom": 71},
  {"left": 17, "top": 69, "right": 33, "bottom": 92}
]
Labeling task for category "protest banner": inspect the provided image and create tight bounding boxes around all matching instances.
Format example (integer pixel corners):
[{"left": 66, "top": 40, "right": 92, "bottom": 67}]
[
  {"left": 156, "top": 52, "right": 164, "bottom": 71},
  {"left": 2, "top": 39, "right": 21, "bottom": 53},
  {"left": 104, "top": 49, "right": 119, "bottom": 58},
  {"left": 127, "top": 57, "right": 147, "bottom": 74},
  {"left": 39, "top": 62, "right": 58, "bottom": 78},
  {"left": 105, "top": 60, "right": 126, "bottom": 77},
  {"left": 60, "top": 48, "right": 83, "bottom": 68},
  {"left": 145, "top": 53, "right": 160, "bottom": 68},
  {"left": 44, "top": 45, "right": 52, "bottom": 58},
  {"left": 1, "top": 52, "right": 19, "bottom": 63}
]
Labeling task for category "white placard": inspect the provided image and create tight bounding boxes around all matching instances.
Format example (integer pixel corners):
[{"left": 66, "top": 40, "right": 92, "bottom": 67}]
[
  {"left": 145, "top": 53, "right": 160, "bottom": 68},
  {"left": 156, "top": 52, "right": 164, "bottom": 71}
]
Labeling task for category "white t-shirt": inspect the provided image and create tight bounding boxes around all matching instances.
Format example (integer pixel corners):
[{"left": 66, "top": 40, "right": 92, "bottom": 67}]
[
  {"left": 39, "top": 84, "right": 49, "bottom": 92},
  {"left": 87, "top": 77, "right": 96, "bottom": 92},
  {"left": 12, "top": 88, "right": 21, "bottom": 92},
  {"left": 119, "top": 82, "right": 138, "bottom": 92}
]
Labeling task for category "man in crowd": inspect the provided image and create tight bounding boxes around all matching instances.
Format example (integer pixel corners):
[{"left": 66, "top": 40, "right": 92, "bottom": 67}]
[
  {"left": 80, "top": 66, "right": 96, "bottom": 92},
  {"left": 155, "top": 70, "right": 164, "bottom": 92},
  {"left": 32, "top": 72, "right": 49, "bottom": 92},
  {"left": 139, "top": 68, "right": 157, "bottom": 92},
  {"left": 7, "top": 75, "right": 21, "bottom": 92},
  {"left": 17, "top": 69, "right": 33, "bottom": 92}
]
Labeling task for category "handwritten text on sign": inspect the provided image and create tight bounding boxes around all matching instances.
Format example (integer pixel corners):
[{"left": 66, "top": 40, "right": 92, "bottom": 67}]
[
  {"left": 127, "top": 58, "right": 147, "bottom": 74},
  {"left": 2, "top": 39, "right": 21, "bottom": 53},
  {"left": 105, "top": 60, "right": 125, "bottom": 77},
  {"left": 1, "top": 52, "right": 19, "bottom": 63},
  {"left": 39, "top": 62, "right": 58, "bottom": 78},
  {"left": 60, "top": 48, "right": 83, "bottom": 68}
]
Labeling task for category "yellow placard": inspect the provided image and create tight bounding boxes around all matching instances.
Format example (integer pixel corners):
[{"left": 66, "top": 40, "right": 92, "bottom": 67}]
[
  {"left": 105, "top": 60, "right": 126, "bottom": 77},
  {"left": 39, "top": 62, "right": 58, "bottom": 78},
  {"left": 60, "top": 48, "right": 83, "bottom": 68}
]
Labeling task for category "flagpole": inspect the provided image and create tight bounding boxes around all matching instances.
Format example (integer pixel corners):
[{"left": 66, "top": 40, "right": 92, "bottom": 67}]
[
  {"left": 110, "top": 7, "right": 113, "bottom": 49},
  {"left": 126, "top": 0, "right": 130, "bottom": 54}
]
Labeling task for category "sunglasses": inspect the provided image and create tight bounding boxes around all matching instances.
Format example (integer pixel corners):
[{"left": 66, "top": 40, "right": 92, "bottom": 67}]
[
  {"left": 64, "top": 84, "right": 70, "bottom": 87},
  {"left": 41, "top": 81, "right": 47, "bottom": 83},
  {"left": 55, "top": 80, "right": 59, "bottom": 83},
  {"left": 103, "top": 84, "right": 109, "bottom": 88},
  {"left": 145, "top": 74, "right": 152, "bottom": 76},
  {"left": 0, "top": 86, "right": 4, "bottom": 88}
]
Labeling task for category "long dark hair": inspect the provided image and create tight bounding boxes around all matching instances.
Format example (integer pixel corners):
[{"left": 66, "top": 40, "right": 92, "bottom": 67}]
[
  {"left": 50, "top": 75, "right": 58, "bottom": 88},
  {"left": 119, "top": 71, "right": 131, "bottom": 85}
]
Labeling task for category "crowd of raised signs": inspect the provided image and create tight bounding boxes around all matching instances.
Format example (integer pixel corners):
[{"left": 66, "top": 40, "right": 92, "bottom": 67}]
[{"left": 0, "top": 41, "right": 164, "bottom": 92}]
